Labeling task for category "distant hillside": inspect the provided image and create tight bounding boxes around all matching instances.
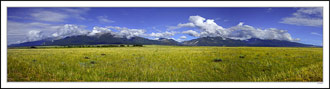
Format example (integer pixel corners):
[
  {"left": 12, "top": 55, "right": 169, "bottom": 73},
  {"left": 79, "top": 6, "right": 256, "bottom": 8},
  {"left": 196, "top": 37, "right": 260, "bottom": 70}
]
[
  {"left": 8, "top": 33, "right": 181, "bottom": 47},
  {"left": 8, "top": 33, "right": 318, "bottom": 47},
  {"left": 182, "top": 37, "right": 316, "bottom": 47}
]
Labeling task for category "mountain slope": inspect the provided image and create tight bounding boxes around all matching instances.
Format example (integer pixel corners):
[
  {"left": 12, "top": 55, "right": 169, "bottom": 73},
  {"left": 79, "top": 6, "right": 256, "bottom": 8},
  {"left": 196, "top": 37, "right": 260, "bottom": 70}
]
[
  {"left": 182, "top": 37, "right": 315, "bottom": 47},
  {"left": 8, "top": 40, "right": 50, "bottom": 47},
  {"left": 8, "top": 33, "right": 181, "bottom": 47},
  {"left": 8, "top": 34, "right": 317, "bottom": 47}
]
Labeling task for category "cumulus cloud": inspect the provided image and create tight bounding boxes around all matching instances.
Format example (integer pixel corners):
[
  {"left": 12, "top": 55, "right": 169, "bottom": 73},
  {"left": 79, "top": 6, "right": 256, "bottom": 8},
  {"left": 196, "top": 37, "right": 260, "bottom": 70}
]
[
  {"left": 173, "top": 36, "right": 188, "bottom": 42},
  {"left": 51, "top": 24, "right": 89, "bottom": 38},
  {"left": 226, "top": 22, "right": 299, "bottom": 41},
  {"left": 180, "top": 36, "right": 187, "bottom": 39},
  {"left": 7, "top": 21, "right": 62, "bottom": 45},
  {"left": 175, "top": 15, "right": 225, "bottom": 37},
  {"left": 88, "top": 26, "right": 112, "bottom": 36},
  {"left": 280, "top": 7, "right": 323, "bottom": 27},
  {"left": 8, "top": 22, "right": 91, "bottom": 45},
  {"left": 26, "top": 30, "right": 46, "bottom": 42},
  {"left": 47, "top": 25, "right": 146, "bottom": 39},
  {"left": 182, "top": 30, "right": 200, "bottom": 37},
  {"left": 178, "top": 23, "right": 195, "bottom": 27},
  {"left": 177, "top": 15, "right": 299, "bottom": 41},
  {"left": 8, "top": 21, "right": 151, "bottom": 45},
  {"left": 107, "top": 26, "right": 146, "bottom": 39},
  {"left": 97, "top": 16, "right": 115, "bottom": 23},
  {"left": 188, "top": 16, "right": 228, "bottom": 37},
  {"left": 149, "top": 31, "right": 176, "bottom": 38}
]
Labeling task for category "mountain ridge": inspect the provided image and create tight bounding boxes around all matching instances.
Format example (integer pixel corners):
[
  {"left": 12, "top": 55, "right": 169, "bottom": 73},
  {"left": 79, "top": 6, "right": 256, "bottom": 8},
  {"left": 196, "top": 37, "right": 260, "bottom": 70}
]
[{"left": 8, "top": 33, "right": 319, "bottom": 47}]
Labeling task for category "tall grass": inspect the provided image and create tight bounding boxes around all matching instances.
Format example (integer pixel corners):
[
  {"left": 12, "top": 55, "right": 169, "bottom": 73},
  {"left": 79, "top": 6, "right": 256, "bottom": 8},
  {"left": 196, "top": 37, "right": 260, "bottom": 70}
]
[{"left": 7, "top": 45, "right": 323, "bottom": 82}]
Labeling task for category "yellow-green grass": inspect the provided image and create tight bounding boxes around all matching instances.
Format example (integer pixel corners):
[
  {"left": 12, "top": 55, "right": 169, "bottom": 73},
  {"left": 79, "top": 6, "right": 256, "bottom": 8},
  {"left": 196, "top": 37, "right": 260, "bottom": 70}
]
[{"left": 7, "top": 45, "right": 323, "bottom": 82}]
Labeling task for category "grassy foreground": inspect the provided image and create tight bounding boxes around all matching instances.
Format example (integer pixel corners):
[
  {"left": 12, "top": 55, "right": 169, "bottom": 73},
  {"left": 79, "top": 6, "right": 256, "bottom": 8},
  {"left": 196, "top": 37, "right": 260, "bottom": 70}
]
[{"left": 7, "top": 45, "right": 323, "bottom": 82}]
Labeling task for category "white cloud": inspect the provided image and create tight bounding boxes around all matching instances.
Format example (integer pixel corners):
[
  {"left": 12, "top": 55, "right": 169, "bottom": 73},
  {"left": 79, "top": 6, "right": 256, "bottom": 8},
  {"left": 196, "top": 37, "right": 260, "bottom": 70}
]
[
  {"left": 180, "top": 36, "right": 187, "bottom": 39},
  {"left": 178, "top": 15, "right": 299, "bottom": 41},
  {"left": 61, "top": 8, "right": 90, "bottom": 20},
  {"left": 88, "top": 26, "right": 112, "bottom": 36},
  {"left": 8, "top": 19, "right": 149, "bottom": 44},
  {"left": 153, "top": 38, "right": 160, "bottom": 40},
  {"left": 311, "top": 32, "right": 322, "bottom": 36},
  {"left": 51, "top": 24, "right": 89, "bottom": 39},
  {"left": 182, "top": 30, "right": 200, "bottom": 37},
  {"left": 62, "top": 8, "right": 90, "bottom": 14},
  {"left": 280, "top": 17, "right": 322, "bottom": 27},
  {"left": 214, "top": 17, "right": 221, "bottom": 21},
  {"left": 149, "top": 31, "right": 176, "bottom": 38},
  {"left": 226, "top": 23, "right": 299, "bottom": 41},
  {"left": 280, "top": 7, "right": 323, "bottom": 27},
  {"left": 28, "top": 8, "right": 90, "bottom": 22},
  {"left": 178, "top": 23, "right": 195, "bottom": 27},
  {"left": 174, "top": 15, "right": 225, "bottom": 37},
  {"left": 107, "top": 26, "right": 146, "bottom": 39},
  {"left": 176, "top": 36, "right": 188, "bottom": 42},
  {"left": 186, "top": 16, "right": 228, "bottom": 37},
  {"left": 167, "top": 23, "right": 195, "bottom": 30},
  {"left": 26, "top": 30, "right": 45, "bottom": 42},
  {"left": 9, "top": 23, "right": 89, "bottom": 44},
  {"left": 30, "top": 11, "right": 68, "bottom": 22},
  {"left": 7, "top": 21, "right": 62, "bottom": 45},
  {"left": 168, "top": 37, "right": 183, "bottom": 42},
  {"left": 167, "top": 26, "right": 179, "bottom": 30},
  {"left": 97, "top": 16, "right": 115, "bottom": 23},
  {"left": 294, "top": 7, "right": 323, "bottom": 17}
]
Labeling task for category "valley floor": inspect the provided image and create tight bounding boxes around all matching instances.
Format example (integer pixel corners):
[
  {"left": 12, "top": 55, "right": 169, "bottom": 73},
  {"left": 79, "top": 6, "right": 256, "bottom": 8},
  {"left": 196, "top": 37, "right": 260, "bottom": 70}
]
[{"left": 7, "top": 45, "right": 323, "bottom": 82}]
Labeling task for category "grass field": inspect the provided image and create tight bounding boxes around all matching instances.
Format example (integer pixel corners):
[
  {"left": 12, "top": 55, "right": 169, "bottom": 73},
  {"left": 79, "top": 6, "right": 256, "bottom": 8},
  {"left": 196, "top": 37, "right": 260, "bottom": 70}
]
[{"left": 7, "top": 45, "right": 323, "bottom": 82}]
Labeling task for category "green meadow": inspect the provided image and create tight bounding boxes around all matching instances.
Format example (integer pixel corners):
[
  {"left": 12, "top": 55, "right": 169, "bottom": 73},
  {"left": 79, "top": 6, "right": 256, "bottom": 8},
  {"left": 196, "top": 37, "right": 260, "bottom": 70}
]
[{"left": 7, "top": 45, "right": 323, "bottom": 82}]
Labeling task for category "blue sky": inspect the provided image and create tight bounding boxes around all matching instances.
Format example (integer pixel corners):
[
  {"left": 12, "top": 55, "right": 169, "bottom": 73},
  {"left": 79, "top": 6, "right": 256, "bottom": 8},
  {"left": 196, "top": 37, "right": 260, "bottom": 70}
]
[{"left": 7, "top": 7, "right": 323, "bottom": 46}]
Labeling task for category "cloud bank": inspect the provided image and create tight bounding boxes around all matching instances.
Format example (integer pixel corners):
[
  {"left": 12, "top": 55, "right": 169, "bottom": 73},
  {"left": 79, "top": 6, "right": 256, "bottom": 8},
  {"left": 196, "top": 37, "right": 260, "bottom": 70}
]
[
  {"left": 182, "top": 30, "right": 200, "bottom": 37},
  {"left": 107, "top": 26, "right": 146, "bottom": 39},
  {"left": 149, "top": 31, "right": 176, "bottom": 38},
  {"left": 26, "top": 30, "right": 46, "bottom": 42},
  {"left": 52, "top": 24, "right": 89, "bottom": 38},
  {"left": 174, "top": 15, "right": 299, "bottom": 41},
  {"left": 8, "top": 22, "right": 149, "bottom": 45},
  {"left": 87, "top": 26, "right": 113, "bottom": 36}
]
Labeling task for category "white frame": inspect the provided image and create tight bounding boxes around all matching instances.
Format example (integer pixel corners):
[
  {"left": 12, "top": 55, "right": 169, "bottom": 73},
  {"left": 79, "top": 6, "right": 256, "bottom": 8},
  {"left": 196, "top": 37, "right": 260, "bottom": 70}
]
[{"left": 1, "top": 1, "right": 329, "bottom": 88}]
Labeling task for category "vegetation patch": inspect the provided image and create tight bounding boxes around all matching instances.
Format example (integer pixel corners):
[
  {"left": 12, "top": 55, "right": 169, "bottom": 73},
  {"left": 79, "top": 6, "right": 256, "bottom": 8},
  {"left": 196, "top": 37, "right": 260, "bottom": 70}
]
[{"left": 7, "top": 45, "right": 323, "bottom": 82}]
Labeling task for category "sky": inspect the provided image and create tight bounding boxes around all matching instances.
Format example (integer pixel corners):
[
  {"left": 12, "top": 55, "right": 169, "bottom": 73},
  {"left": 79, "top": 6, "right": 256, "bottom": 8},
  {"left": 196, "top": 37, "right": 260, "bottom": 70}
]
[{"left": 7, "top": 7, "right": 323, "bottom": 46}]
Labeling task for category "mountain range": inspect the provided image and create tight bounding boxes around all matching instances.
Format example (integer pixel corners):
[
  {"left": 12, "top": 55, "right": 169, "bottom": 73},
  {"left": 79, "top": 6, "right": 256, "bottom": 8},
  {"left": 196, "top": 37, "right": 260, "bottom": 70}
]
[{"left": 8, "top": 33, "right": 318, "bottom": 47}]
